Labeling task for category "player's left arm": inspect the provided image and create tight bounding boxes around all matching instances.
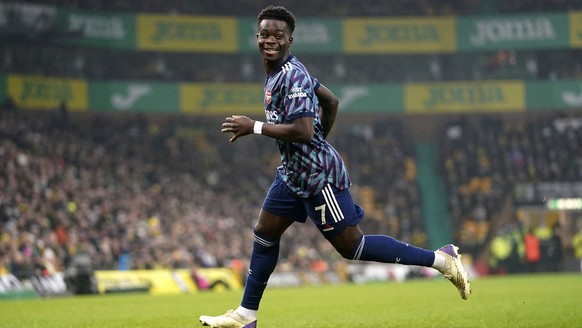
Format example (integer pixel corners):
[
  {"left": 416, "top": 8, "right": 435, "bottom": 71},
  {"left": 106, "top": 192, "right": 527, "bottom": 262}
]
[{"left": 316, "top": 83, "right": 339, "bottom": 139}]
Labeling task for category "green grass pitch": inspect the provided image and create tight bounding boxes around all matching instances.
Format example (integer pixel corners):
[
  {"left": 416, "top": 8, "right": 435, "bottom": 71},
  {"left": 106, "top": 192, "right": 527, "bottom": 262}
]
[{"left": 1, "top": 273, "right": 580, "bottom": 327}]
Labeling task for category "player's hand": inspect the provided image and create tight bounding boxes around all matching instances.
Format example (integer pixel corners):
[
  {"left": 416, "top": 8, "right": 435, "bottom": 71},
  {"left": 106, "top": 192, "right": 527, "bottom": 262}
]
[{"left": 221, "top": 115, "right": 254, "bottom": 142}]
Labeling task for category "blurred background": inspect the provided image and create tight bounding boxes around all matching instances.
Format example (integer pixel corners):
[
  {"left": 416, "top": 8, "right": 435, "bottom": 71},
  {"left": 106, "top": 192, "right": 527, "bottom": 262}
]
[{"left": 1, "top": 0, "right": 582, "bottom": 297}]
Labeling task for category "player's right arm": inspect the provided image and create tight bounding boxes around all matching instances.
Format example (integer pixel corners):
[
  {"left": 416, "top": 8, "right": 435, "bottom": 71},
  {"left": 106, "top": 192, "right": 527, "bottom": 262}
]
[
  {"left": 316, "top": 83, "right": 339, "bottom": 138},
  {"left": 221, "top": 115, "right": 313, "bottom": 144}
]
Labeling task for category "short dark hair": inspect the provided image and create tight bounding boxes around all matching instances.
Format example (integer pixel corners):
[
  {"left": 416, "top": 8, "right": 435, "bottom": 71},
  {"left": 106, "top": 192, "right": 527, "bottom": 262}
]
[{"left": 257, "top": 5, "right": 296, "bottom": 34}]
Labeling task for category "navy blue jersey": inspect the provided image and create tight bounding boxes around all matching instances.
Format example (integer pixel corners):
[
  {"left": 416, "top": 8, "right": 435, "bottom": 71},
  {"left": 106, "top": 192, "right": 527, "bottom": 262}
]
[{"left": 263, "top": 55, "right": 351, "bottom": 197}]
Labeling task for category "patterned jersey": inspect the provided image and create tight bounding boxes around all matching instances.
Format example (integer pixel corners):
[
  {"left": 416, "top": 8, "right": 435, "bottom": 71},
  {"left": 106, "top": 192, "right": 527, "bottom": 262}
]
[{"left": 263, "top": 55, "right": 351, "bottom": 197}]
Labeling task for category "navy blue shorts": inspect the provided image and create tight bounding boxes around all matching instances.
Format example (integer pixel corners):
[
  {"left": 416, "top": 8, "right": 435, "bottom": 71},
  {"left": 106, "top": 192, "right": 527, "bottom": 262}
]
[{"left": 262, "top": 174, "right": 364, "bottom": 239}]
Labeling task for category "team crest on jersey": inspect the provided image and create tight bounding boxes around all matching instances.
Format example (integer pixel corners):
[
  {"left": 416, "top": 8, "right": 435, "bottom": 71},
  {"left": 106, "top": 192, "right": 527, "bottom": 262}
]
[{"left": 265, "top": 90, "right": 272, "bottom": 104}]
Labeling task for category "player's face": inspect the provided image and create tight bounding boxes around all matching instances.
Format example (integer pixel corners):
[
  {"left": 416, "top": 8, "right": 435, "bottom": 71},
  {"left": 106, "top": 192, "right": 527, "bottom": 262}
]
[{"left": 257, "top": 19, "right": 293, "bottom": 64}]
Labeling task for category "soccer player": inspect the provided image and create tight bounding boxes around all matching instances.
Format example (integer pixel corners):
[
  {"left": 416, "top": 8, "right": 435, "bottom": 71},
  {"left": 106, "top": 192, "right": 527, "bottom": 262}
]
[{"left": 199, "top": 5, "right": 470, "bottom": 328}]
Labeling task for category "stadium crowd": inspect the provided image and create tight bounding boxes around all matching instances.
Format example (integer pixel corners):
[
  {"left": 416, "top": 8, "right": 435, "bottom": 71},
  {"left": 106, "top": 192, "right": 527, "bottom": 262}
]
[
  {"left": 440, "top": 114, "right": 582, "bottom": 264},
  {"left": 0, "top": 106, "right": 423, "bottom": 279}
]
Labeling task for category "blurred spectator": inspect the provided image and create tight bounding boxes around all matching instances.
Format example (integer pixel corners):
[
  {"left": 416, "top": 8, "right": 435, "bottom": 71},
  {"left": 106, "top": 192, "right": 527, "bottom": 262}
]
[
  {"left": 64, "top": 243, "right": 97, "bottom": 294},
  {"left": 49, "top": 101, "right": 71, "bottom": 131},
  {"left": 524, "top": 228, "right": 540, "bottom": 272},
  {"left": 1, "top": 96, "right": 17, "bottom": 115},
  {"left": 545, "top": 225, "right": 563, "bottom": 272}
]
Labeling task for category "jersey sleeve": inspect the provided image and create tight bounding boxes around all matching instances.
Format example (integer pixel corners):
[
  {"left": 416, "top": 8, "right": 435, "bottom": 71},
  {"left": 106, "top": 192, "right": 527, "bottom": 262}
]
[
  {"left": 282, "top": 69, "right": 317, "bottom": 122},
  {"left": 312, "top": 77, "right": 320, "bottom": 91}
]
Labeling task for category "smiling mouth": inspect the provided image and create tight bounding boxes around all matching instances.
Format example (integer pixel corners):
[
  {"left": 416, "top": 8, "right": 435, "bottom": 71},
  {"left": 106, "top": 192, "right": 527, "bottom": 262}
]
[{"left": 264, "top": 48, "right": 278, "bottom": 55}]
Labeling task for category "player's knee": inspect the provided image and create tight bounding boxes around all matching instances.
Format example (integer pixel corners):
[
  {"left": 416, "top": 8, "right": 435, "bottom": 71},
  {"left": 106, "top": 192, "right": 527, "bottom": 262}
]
[
  {"left": 253, "top": 230, "right": 279, "bottom": 250},
  {"left": 330, "top": 226, "right": 364, "bottom": 259}
]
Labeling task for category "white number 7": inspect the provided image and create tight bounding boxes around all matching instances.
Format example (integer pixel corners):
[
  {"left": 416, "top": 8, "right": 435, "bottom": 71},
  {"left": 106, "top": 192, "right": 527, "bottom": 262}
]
[{"left": 315, "top": 204, "right": 326, "bottom": 224}]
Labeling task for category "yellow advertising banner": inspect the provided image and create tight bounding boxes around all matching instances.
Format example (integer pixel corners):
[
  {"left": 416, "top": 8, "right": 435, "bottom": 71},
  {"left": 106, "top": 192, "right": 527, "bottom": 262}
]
[
  {"left": 405, "top": 81, "right": 525, "bottom": 113},
  {"left": 570, "top": 11, "right": 582, "bottom": 47},
  {"left": 343, "top": 17, "right": 456, "bottom": 53},
  {"left": 137, "top": 14, "right": 238, "bottom": 52},
  {"left": 94, "top": 268, "right": 242, "bottom": 295},
  {"left": 7, "top": 75, "right": 87, "bottom": 111},
  {"left": 180, "top": 83, "right": 263, "bottom": 114},
  {"left": 95, "top": 269, "right": 192, "bottom": 295}
]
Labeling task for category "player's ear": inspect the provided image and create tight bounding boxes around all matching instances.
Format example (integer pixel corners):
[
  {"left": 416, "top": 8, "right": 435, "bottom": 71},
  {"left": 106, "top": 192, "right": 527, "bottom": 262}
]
[{"left": 288, "top": 36, "right": 293, "bottom": 45}]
